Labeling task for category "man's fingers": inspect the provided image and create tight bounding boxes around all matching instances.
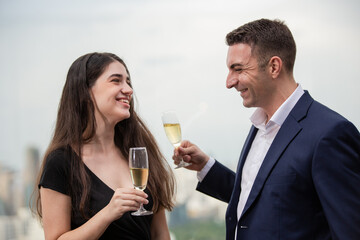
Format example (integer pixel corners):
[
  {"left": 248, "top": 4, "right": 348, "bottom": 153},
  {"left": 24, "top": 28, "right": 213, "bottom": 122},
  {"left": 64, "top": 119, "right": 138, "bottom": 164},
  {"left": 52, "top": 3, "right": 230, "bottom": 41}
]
[
  {"left": 178, "top": 146, "right": 194, "bottom": 155},
  {"left": 182, "top": 155, "right": 192, "bottom": 162},
  {"left": 180, "top": 140, "right": 191, "bottom": 148}
]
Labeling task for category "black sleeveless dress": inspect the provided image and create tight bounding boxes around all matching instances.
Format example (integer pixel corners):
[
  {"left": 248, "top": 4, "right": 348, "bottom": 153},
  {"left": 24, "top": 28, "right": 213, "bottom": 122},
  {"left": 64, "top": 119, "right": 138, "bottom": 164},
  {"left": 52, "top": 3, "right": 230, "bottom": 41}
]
[{"left": 39, "top": 148, "right": 153, "bottom": 240}]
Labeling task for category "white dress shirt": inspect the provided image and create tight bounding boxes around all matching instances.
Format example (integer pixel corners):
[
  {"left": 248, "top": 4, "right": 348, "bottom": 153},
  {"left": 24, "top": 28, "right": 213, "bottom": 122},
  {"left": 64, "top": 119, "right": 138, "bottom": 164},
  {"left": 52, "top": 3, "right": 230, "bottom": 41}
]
[{"left": 198, "top": 84, "right": 304, "bottom": 239}]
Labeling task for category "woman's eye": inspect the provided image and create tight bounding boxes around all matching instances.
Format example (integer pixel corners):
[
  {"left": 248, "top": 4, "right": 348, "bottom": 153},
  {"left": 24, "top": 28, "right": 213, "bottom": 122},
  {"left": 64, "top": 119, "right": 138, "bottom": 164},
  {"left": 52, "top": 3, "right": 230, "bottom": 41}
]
[{"left": 111, "top": 78, "right": 120, "bottom": 82}]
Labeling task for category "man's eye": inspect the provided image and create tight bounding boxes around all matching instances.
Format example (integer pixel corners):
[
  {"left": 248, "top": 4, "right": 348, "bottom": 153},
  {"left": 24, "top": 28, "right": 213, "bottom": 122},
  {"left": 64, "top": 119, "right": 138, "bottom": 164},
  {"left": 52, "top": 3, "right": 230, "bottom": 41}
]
[
  {"left": 235, "top": 69, "right": 242, "bottom": 72},
  {"left": 111, "top": 78, "right": 120, "bottom": 82}
]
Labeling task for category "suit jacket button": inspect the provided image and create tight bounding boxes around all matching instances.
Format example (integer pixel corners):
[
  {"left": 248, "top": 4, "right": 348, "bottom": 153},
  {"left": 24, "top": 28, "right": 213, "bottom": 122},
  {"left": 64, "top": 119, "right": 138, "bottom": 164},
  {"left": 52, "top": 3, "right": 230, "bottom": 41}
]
[{"left": 240, "top": 226, "right": 248, "bottom": 229}]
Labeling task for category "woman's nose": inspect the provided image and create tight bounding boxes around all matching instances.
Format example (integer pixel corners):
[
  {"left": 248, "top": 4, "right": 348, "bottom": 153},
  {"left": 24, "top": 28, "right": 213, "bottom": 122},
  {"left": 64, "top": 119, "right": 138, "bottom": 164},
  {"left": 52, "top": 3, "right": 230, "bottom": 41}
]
[{"left": 123, "top": 83, "right": 133, "bottom": 95}]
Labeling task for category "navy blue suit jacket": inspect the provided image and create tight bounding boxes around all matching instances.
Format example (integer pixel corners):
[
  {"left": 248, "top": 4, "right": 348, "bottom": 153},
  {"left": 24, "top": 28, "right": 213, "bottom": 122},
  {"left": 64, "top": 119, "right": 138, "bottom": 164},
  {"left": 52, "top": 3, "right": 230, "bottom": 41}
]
[{"left": 197, "top": 91, "right": 360, "bottom": 239}]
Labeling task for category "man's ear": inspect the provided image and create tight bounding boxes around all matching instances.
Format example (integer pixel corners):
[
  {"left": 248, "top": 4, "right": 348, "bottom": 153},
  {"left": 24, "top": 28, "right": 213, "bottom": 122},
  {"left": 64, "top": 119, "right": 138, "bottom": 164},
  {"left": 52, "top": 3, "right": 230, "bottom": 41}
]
[{"left": 268, "top": 56, "right": 282, "bottom": 78}]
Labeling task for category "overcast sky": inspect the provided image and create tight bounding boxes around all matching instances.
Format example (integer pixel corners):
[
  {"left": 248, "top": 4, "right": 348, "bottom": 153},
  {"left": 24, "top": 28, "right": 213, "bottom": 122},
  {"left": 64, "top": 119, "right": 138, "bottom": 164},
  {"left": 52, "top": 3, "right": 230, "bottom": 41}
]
[{"left": 1, "top": 0, "right": 359, "bottom": 171}]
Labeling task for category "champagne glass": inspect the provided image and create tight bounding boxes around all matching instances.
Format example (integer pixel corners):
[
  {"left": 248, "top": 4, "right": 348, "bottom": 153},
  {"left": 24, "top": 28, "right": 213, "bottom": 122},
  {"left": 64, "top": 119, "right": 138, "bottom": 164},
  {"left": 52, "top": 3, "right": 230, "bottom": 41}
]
[
  {"left": 129, "top": 147, "right": 153, "bottom": 216},
  {"left": 162, "top": 111, "right": 192, "bottom": 169}
]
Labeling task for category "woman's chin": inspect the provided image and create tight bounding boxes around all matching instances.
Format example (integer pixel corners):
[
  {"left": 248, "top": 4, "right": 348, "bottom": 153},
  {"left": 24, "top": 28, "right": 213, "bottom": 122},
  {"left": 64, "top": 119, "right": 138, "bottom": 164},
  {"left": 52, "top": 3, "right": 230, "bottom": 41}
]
[{"left": 116, "top": 113, "right": 131, "bottom": 123}]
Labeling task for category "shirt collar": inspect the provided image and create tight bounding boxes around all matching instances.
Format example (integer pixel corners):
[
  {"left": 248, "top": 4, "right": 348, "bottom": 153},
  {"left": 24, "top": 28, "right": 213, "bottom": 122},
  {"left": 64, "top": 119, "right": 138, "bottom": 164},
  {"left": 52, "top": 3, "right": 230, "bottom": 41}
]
[{"left": 250, "top": 84, "right": 304, "bottom": 130}]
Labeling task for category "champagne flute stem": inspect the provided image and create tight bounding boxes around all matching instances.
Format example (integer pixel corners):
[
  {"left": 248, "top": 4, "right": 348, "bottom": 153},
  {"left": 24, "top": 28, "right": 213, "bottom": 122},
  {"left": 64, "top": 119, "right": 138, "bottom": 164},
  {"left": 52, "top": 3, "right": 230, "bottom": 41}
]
[
  {"left": 174, "top": 149, "right": 192, "bottom": 169},
  {"left": 139, "top": 203, "right": 145, "bottom": 211}
]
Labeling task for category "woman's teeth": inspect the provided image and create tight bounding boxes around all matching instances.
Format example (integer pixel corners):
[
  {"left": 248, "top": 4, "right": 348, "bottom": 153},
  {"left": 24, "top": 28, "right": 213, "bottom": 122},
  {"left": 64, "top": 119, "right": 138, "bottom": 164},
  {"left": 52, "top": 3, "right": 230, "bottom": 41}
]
[{"left": 119, "top": 99, "right": 129, "bottom": 104}]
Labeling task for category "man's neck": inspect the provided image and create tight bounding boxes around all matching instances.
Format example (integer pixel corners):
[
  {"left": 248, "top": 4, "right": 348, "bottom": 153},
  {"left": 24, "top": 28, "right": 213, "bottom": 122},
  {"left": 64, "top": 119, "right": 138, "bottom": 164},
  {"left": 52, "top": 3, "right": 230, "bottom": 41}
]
[{"left": 263, "top": 80, "right": 298, "bottom": 121}]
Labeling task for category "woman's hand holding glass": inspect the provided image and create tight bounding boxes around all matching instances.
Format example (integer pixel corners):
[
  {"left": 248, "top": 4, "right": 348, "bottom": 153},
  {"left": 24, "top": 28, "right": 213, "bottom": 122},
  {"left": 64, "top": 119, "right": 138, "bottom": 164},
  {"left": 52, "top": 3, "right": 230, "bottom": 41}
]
[
  {"left": 105, "top": 188, "right": 149, "bottom": 222},
  {"left": 103, "top": 147, "right": 152, "bottom": 221}
]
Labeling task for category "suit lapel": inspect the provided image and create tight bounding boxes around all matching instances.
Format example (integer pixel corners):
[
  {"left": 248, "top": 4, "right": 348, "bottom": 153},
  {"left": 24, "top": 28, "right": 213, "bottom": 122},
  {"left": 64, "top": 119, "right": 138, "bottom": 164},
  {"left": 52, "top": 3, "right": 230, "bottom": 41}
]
[
  {"left": 238, "top": 126, "right": 258, "bottom": 175},
  {"left": 228, "top": 126, "right": 258, "bottom": 214},
  {"left": 240, "top": 91, "right": 313, "bottom": 218}
]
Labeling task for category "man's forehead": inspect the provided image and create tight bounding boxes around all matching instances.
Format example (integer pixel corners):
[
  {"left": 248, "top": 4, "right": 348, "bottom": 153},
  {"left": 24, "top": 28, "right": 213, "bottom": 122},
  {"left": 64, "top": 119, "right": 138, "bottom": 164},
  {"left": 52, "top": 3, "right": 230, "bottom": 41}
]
[
  {"left": 228, "top": 43, "right": 252, "bottom": 56},
  {"left": 226, "top": 43, "right": 252, "bottom": 66}
]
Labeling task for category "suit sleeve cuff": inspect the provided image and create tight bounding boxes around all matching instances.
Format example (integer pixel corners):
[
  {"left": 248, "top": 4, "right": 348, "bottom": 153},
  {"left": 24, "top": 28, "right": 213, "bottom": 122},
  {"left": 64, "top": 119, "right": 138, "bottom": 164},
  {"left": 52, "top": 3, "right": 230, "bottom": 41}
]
[{"left": 197, "top": 157, "right": 216, "bottom": 182}]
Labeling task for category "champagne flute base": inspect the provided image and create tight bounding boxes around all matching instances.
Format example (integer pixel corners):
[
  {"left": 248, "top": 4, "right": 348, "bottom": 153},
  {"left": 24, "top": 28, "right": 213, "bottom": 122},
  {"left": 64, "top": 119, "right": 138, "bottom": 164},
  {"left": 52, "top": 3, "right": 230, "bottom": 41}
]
[
  {"left": 131, "top": 210, "right": 153, "bottom": 216},
  {"left": 175, "top": 161, "right": 192, "bottom": 169}
]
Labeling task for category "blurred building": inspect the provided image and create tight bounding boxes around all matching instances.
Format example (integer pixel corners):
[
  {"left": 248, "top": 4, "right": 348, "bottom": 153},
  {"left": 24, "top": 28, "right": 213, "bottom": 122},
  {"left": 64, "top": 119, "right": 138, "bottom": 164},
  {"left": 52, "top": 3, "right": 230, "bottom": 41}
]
[
  {"left": 0, "top": 146, "right": 44, "bottom": 240},
  {"left": 170, "top": 168, "right": 227, "bottom": 224},
  {"left": 22, "top": 147, "right": 40, "bottom": 208},
  {"left": 0, "top": 163, "right": 16, "bottom": 215},
  {"left": 0, "top": 162, "right": 17, "bottom": 239}
]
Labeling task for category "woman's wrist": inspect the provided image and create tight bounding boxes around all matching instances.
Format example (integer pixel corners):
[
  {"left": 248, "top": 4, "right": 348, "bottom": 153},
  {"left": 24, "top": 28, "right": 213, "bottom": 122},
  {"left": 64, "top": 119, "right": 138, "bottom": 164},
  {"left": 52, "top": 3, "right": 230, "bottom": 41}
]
[{"left": 100, "top": 205, "right": 116, "bottom": 225}]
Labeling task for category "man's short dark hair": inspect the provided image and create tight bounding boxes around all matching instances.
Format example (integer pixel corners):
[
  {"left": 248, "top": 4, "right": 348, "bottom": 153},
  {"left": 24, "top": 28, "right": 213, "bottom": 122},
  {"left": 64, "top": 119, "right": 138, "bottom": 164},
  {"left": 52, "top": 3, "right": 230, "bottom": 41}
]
[{"left": 226, "top": 19, "right": 296, "bottom": 73}]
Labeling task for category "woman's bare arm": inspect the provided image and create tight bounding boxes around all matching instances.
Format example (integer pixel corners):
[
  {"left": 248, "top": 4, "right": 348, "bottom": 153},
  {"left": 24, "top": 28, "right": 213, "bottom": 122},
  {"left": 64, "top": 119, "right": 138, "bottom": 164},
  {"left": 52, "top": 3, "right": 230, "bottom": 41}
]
[{"left": 150, "top": 208, "right": 171, "bottom": 240}]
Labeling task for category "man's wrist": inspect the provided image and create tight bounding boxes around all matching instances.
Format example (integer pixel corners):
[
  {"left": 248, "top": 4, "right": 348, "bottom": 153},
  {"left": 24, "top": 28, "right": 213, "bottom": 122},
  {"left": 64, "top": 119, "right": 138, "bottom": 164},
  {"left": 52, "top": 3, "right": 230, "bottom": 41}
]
[{"left": 197, "top": 157, "right": 216, "bottom": 182}]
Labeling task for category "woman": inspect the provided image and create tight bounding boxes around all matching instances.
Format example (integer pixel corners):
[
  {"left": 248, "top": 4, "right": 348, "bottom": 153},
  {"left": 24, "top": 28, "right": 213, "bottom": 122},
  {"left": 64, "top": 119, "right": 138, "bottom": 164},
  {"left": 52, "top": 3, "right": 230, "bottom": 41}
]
[{"left": 33, "top": 52, "right": 175, "bottom": 239}]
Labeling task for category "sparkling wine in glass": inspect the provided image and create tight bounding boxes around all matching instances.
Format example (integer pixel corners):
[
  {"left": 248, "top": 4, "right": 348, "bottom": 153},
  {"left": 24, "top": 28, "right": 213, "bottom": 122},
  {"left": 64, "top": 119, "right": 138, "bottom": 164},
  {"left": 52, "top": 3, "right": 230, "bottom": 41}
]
[
  {"left": 162, "top": 111, "right": 192, "bottom": 169},
  {"left": 129, "top": 147, "right": 153, "bottom": 216}
]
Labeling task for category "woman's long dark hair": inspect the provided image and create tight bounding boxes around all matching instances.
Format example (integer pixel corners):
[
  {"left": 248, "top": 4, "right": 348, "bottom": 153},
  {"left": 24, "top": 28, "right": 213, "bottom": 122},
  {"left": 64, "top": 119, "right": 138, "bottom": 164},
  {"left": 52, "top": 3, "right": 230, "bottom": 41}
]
[{"left": 33, "top": 52, "right": 175, "bottom": 220}]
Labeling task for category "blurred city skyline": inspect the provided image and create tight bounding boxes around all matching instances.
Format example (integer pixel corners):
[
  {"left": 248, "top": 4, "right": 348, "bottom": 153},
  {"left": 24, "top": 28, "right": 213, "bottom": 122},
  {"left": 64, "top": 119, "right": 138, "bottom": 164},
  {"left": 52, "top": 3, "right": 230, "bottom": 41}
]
[{"left": 1, "top": 0, "right": 359, "bottom": 172}]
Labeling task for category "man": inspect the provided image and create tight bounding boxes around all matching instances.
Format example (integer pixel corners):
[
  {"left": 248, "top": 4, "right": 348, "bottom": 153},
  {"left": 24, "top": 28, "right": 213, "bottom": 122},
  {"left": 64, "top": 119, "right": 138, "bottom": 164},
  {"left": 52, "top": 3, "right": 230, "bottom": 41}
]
[{"left": 174, "top": 19, "right": 360, "bottom": 239}]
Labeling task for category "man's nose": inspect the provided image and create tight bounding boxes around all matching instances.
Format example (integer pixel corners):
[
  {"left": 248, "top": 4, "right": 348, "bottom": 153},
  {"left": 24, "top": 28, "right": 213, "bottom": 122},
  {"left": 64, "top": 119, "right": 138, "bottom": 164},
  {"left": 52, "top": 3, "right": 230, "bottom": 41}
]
[{"left": 226, "top": 74, "right": 237, "bottom": 89}]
